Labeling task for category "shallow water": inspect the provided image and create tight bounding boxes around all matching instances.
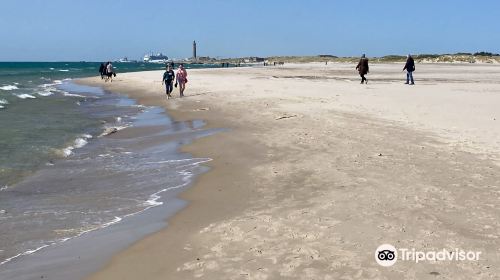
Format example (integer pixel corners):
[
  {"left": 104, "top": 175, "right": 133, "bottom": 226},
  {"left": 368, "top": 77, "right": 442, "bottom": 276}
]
[
  {"left": 0, "top": 62, "right": 222, "bottom": 187},
  {"left": 0, "top": 82, "right": 219, "bottom": 278}
]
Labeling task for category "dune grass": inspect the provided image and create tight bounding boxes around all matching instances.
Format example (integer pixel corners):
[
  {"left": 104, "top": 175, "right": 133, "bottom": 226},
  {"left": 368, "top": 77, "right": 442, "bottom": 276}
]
[{"left": 218, "top": 53, "right": 500, "bottom": 64}]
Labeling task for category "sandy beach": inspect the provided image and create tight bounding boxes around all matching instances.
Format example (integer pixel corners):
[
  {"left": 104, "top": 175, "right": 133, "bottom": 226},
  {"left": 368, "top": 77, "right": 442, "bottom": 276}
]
[{"left": 79, "top": 63, "right": 500, "bottom": 279}]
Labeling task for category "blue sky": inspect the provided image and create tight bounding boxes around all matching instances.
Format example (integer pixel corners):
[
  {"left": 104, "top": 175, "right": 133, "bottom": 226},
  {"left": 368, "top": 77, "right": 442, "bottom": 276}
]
[{"left": 1, "top": 0, "right": 499, "bottom": 61}]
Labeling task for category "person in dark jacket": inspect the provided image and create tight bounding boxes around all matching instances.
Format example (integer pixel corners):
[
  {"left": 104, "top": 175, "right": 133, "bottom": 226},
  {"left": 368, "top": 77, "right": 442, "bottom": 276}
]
[
  {"left": 99, "top": 63, "right": 105, "bottom": 79},
  {"left": 356, "top": 54, "right": 369, "bottom": 84},
  {"left": 403, "top": 54, "right": 415, "bottom": 85},
  {"left": 162, "top": 65, "right": 175, "bottom": 99}
]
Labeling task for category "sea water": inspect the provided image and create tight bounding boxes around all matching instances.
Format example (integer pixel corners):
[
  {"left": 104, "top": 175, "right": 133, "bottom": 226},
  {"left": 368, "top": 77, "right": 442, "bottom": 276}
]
[
  {"left": 0, "top": 62, "right": 218, "bottom": 187},
  {"left": 0, "top": 62, "right": 220, "bottom": 273}
]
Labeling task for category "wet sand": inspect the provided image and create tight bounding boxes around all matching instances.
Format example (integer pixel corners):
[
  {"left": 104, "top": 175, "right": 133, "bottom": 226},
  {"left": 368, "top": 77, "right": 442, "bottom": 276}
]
[{"left": 79, "top": 63, "right": 500, "bottom": 279}]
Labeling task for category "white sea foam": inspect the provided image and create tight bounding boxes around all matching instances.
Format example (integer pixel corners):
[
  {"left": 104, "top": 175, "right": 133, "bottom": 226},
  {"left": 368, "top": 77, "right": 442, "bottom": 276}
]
[
  {"left": 0, "top": 212, "right": 121, "bottom": 266},
  {"left": 144, "top": 158, "right": 209, "bottom": 165},
  {"left": 73, "top": 138, "right": 88, "bottom": 150},
  {"left": 98, "top": 153, "right": 112, "bottom": 158},
  {"left": 40, "top": 83, "right": 53, "bottom": 88},
  {"left": 0, "top": 85, "right": 18, "bottom": 91},
  {"left": 0, "top": 186, "right": 8, "bottom": 191},
  {"left": 58, "top": 69, "right": 69, "bottom": 72},
  {"left": 145, "top": 192, "right": 163, "bottom": 207},
  {"left": 38, "top": 80, "right": 74, "bottom": 97},
  {"left": 63, "top": 92, "right": 86, "bottom": 98},
  {"left": 37, "top": 90, "right": 54, "bottom": 97},
  {"left": 62, "top": 134, "right": 93, "bottom": 157},
  {"left": 0, "top": 99, "right": 9, "bottom": 104},
  {"left": 0, "top": 105, "right": 4, "bottom": 109},
  {"left": 0, "top": 244, "right": 50, "bottom": 265},
  {"left": 62, "top": 148, "right": 72, "bottom": 157},
  {"left": 0, "top": 156, "right": 213, "bottom": 267},
  {"left": 38, "top": 83, "right": 57, "bottom": 96},
  {"left": 0, "top": 213, "right": 119, "bottom": 265},
  {"left": 15, "top": 93, "right": 36, "bottom": 99},
  {"left": 49, "top": 68, "right": 55, "bottom": 70},
  {"left": 140, "top": 158, "right": 212, "bottom": 209}
]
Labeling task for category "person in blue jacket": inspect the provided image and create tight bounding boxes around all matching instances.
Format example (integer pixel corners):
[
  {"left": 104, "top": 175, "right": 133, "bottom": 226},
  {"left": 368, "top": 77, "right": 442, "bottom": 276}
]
[
  {"left": 162, "top": 65, "right": 175, "bottom": 99},
  {"left": 403, "top": 54, "right": 416, "bottom": 85}
]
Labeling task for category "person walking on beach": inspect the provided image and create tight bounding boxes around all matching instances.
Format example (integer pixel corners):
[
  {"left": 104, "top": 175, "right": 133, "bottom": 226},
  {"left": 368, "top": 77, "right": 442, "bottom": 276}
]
[
  {"left": 356, "top": 54, "right": 370, "bottom": 84},
  {"left": 356, "top": 54, "right": 369, "bottom": 84},
  {"left": 99, "top": 63, "right": 105, "bottom": 79},
  {"left": 403, "top": 54, "right": 415, "bottom": 85},
  {"left": 162, "top": 65, "right": 175, "bottom": 99},
  {"left": 175, "top": 64, "right": 188, "bottom": 97},
  {"left": 105, "top": 62, "right": 114, "bottom": 82}
]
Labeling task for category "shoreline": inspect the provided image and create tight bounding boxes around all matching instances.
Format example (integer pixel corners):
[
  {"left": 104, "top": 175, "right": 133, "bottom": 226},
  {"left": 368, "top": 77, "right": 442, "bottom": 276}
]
[
  {"left": 0, "top": 81, "right": 217, "bottom": 280},
  {"left": 79, "top": 64, "right": 500, "bottom": 279},
  {"left": 77, "top": 72, "right": 268, "bottom": 279}
]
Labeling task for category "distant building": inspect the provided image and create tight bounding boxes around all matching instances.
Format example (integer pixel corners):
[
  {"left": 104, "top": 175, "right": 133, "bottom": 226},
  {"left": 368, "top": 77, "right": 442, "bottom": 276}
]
[
  {"left": 197, "top": 56, "right": 214, "bottom": 62},
  {"left": 243, "top": 57, "right": 265, "bottom": 63}
]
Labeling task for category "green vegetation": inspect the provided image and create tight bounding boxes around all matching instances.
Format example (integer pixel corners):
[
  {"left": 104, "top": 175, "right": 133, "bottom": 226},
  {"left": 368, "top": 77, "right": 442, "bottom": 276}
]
[
  {"left": 216, "top": 52, "right": 500, "bottom": 64},
  {"left": 473, "top": 51, "right": 500, "bottom": 56}
]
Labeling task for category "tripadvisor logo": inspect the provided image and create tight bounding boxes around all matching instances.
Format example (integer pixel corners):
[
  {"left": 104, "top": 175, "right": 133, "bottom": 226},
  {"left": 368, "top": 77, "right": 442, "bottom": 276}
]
[
  {"left": 375, "top": 244, "right": 397, "bottom": 267},
  {"left": 375, "top": 244, "right": 481, "bottom": 267}
]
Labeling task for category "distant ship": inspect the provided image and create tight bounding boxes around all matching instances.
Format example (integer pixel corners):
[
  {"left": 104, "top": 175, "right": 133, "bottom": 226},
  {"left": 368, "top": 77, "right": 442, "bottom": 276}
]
[
  {"left": 116, "top": 57, "right": 136, "bottom": 63},
  {"left": 143, "top": 52, "right": 168, "bottom": 63}
]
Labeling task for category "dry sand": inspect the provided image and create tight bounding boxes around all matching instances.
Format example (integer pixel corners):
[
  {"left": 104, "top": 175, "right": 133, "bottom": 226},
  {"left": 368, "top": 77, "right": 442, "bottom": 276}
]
[{"left": 79, "top": 63, "right": 500, "bottom": 279}]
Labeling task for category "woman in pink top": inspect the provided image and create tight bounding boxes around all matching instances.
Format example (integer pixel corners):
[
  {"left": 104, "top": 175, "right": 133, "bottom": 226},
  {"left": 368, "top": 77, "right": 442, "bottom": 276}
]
[{"left": 175, "top": 64, "right": 188, "bottom": 97}]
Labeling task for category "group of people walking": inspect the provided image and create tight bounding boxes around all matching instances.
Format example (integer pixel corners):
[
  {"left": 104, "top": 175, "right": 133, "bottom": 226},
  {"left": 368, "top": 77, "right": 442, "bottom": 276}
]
[
  {"left": 100, "top": 55, "right": 416, "bottom": 100},
  {"left": 99, "top": 62, "right": 116, "bottom": 82},
  {"left": 356, "top": 54, "right": 416, "bottom": 85},
  {"left": 162, "top": 63, "right": 188, "bottom": 99}
]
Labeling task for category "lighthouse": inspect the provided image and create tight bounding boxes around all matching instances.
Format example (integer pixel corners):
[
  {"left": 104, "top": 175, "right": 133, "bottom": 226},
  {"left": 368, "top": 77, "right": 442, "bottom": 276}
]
[{"left": 193, "top": 41, "right": 197, "bottom": 60}]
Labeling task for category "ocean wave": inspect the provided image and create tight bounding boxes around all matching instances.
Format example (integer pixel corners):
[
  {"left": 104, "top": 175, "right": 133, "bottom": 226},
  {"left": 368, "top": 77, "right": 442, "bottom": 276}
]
[
  {"left": 40, "top": 83, "right": 53, "bottom": 89},
  {"left": 0, "top": 245, "right": 50, "bottom": 266},
  {"left": 37, "top": 90, "right": 54, "bottom": 97},
  {"left": 40, "top": 81, "right": 61, "bottom": 89},
  {"left": 14, "top": 93, "right": 36, "bottom": 99},
  {"left": 38, "top": 81, "right": 68, "bottom": 97},
  {"left": 0, "top": 99, "right": 9, "bottom": 104},
  {"left": 61, "top": 134, "right": 93, "bottom": 157},
  {"left": 63, "top": 92, "right": 86, "bottom": 98},
  {"left": 0, "top": 157, "right": 212, "bottom": 267},
  {"left": 58, "top": 69, "right": 70, "bottom": 72},
  {"left": 141, "top": 158, "right": 212, "bottom": 208},
  {"left": 0, "top": 105, "right": 4, "bottom": 109},
  {"left": 0, "top": 213, "right": 122, "bottom": 266},
  {"left": 0, "top": 85, "right": 18, "bottom": 91}
]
